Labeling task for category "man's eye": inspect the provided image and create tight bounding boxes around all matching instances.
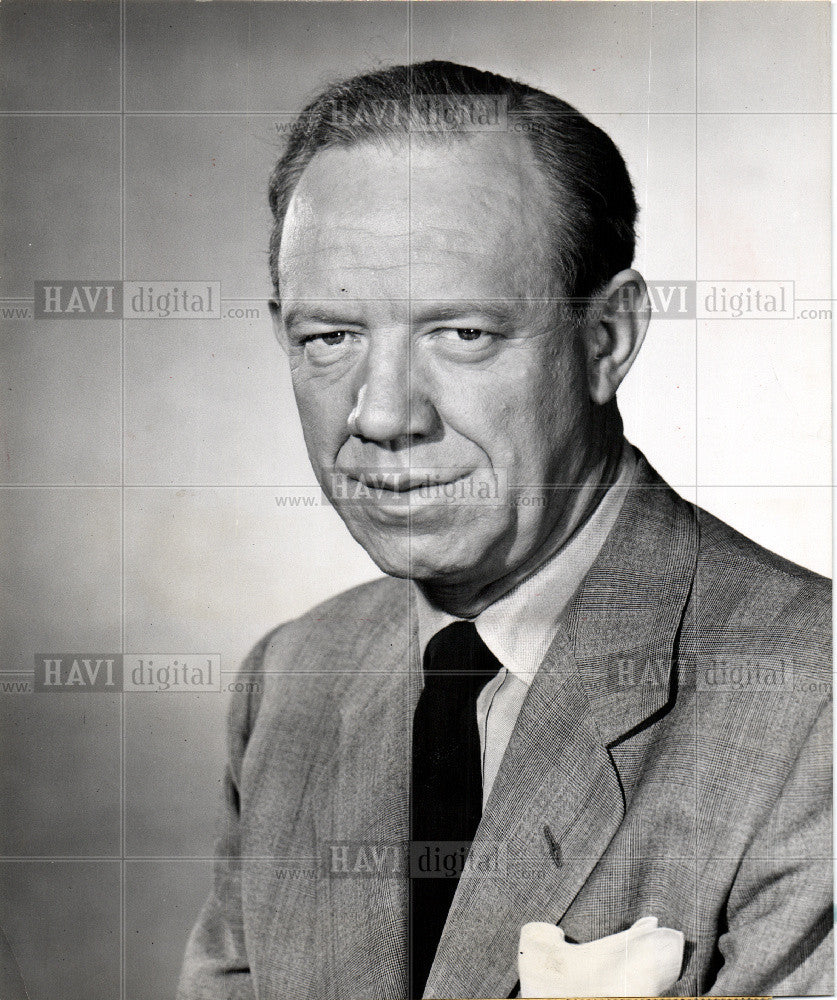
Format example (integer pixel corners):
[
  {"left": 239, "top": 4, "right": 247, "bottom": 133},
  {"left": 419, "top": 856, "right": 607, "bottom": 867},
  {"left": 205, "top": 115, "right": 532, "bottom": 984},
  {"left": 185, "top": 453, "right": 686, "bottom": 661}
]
[
  {"left": 430, "top": 327, "right": 500, "bottom": 357},
  {"left": 295, "top": 330, "right": 361, "bottom": 365},
  {"left": 303, "top": 331, "right": 349, "bottom": 347},
  {"left": 437, "top": 327, "right": 493, "bottom": 344}
]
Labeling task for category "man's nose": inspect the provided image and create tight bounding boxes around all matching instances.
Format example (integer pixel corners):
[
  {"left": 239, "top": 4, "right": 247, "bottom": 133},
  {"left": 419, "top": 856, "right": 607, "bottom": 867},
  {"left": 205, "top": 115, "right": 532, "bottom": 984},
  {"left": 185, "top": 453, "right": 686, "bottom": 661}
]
[{"left": 350, "top": 341, "right": 437, "bottom": 444}]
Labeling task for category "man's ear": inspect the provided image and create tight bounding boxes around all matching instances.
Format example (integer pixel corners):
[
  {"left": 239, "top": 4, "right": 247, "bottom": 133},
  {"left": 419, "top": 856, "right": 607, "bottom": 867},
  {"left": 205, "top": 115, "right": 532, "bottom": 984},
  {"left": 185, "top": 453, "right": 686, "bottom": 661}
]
[
  {"left": 582, "top": 268, "right": 651, "bottom": 405},
  {"left": 269, "top": 298, "right": 289, "bottom": 354}
]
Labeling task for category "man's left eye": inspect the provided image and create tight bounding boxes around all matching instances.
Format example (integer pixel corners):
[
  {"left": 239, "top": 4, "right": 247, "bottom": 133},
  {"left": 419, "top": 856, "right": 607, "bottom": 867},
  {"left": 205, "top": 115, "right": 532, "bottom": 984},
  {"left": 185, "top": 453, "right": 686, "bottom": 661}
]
[{"left": 438, "top": 328, "right": 493, "bottom": 344}]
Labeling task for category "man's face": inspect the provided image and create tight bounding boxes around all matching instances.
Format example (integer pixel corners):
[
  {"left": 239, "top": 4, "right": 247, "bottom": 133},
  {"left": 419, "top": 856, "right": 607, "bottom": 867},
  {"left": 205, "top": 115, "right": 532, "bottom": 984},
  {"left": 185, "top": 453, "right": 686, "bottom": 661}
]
[{"left": 277, "top": 134, "right": 598, "bottom": 591}]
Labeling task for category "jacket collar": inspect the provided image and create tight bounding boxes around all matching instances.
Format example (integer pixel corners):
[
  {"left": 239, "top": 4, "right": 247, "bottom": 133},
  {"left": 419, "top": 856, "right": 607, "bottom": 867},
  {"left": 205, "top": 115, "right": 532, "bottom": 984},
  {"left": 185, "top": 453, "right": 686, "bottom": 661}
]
[{"left": 562, "top": 454, "right": 698, "bottom": 745}]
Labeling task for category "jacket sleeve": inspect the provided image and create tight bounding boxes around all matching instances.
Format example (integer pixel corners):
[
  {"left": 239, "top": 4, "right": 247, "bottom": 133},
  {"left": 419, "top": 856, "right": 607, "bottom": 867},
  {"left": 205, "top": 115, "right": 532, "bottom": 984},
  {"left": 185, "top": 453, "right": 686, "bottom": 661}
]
[
  {"left": 708, "top": 697, "right": 833, "bottom": 996},
  {"left": 176, "top": 638, "right": 269, "bottom": 1000}
]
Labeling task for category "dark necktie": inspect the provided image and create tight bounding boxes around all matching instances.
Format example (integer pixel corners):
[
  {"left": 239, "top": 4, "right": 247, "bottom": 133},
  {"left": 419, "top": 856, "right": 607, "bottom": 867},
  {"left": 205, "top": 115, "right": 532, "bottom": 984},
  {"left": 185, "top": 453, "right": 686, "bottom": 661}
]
[{"left": 409, "top": 620, "right": 503, "bottom": 999}]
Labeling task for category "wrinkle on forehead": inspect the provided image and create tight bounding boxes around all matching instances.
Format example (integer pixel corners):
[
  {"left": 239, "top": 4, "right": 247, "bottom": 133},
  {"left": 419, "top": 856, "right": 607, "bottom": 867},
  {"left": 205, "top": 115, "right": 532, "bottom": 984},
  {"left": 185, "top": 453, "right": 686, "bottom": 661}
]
[{"left": 278, "top": 232, "right": 410, "bottom": 266}]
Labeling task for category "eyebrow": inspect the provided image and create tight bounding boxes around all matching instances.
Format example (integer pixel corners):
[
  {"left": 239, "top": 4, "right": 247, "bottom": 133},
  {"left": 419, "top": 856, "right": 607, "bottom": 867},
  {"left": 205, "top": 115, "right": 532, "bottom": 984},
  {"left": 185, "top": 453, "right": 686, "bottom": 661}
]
[
  {"left": 408, "top": 300, "right": 517, "bottom": 326},
  {"left": 282, "top": 299, "right": 523, "bottom": 330},
  {"left": 281, "top": 303, "right": 366, "bottom": 330}
]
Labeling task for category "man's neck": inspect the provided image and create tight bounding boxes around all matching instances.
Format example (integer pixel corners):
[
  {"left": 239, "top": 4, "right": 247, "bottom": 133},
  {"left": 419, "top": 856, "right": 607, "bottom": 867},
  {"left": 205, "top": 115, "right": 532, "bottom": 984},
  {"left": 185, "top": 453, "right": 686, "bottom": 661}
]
[{"left": 417, "top": 440, "right": 626, "bottom": 618}]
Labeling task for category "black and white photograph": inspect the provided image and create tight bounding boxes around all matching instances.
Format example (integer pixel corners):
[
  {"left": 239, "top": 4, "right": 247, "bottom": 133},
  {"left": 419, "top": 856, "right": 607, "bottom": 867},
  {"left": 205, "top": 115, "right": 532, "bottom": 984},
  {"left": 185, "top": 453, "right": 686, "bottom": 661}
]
[{"left": 0, "top": 2, "right": 832, "bottom": 998}]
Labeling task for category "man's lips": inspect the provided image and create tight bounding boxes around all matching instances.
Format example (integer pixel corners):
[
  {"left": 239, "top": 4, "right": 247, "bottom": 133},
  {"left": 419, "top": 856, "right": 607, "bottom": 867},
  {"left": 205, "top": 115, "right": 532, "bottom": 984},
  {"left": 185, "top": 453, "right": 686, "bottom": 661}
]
[{"left": 348, "top": 470, "right": 471, "bottom": 492}]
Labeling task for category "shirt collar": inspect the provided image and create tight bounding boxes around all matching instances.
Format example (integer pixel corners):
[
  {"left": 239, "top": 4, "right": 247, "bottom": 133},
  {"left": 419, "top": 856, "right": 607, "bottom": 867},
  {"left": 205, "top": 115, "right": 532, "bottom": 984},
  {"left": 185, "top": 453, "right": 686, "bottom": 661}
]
[{"left": 413, "top": 443, "right": 637, "bottom": 686}]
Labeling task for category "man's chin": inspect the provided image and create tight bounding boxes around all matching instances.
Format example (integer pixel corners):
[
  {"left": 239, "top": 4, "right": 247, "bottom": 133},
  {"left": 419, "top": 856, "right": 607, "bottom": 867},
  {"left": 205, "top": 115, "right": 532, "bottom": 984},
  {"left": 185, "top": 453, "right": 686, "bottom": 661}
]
[{"left": 353, "top": 532, "right": 497, "bottom": 586}]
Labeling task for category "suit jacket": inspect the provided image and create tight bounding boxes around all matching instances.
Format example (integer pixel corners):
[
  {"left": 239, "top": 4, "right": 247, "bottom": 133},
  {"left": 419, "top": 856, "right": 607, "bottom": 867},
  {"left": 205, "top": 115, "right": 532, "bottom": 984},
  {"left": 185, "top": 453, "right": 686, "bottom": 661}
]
[{"left": 178, "top": 456, "right": 832, "bottom": 999}]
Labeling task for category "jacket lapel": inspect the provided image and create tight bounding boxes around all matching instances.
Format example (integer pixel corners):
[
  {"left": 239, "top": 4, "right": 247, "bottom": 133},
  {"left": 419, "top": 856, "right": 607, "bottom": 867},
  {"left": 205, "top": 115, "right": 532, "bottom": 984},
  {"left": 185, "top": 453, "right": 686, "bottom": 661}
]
[{"left": 425, "top": 459, "right": 699, "bottom": 999}]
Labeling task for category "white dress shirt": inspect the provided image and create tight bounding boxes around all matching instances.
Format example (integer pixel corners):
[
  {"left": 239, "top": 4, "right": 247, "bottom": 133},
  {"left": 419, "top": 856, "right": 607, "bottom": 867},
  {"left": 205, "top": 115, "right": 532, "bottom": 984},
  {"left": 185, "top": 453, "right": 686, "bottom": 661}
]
[{"left": 413, "top": 444, "right": 637, "bottom": 806}]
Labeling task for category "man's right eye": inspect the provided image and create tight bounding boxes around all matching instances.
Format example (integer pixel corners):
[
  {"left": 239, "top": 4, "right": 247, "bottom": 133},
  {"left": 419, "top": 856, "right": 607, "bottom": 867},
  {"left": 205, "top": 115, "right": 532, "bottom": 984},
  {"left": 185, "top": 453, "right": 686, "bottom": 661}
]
[
  {"left": 301, "top": 331, "right": 349, "bottom": 347},
  {"left": 295, "top": 330, "right": 363, "bottom": 364}
]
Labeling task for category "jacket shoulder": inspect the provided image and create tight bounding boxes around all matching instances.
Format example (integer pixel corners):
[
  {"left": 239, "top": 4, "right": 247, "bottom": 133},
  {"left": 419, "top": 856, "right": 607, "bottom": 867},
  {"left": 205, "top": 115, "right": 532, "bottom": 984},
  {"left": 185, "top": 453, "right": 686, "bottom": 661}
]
[
  {"left": 245, "top": 575, "right": 411, "bottom": 672},
  {"left": 691, "top": 505, "right": 831, "bottom": 675},
  {"left": 228, "top": 575, "right": 411, "bottom": 737},
  {"left": 696, "top": 505, "right": 829, "bottom": 604}
]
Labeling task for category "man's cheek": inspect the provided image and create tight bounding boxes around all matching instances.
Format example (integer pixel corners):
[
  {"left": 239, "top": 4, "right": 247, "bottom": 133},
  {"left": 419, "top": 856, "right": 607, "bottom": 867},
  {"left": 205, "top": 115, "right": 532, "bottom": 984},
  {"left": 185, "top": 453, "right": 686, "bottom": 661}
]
[
  {"left": 440, "top": 395, "right": 514, "bottom": 456},
  {"left": 292, "top": 405, "right": 340, "bottom": 475},
  {"left": 294, "top": 384, "right": 351, "bottom": 440}
]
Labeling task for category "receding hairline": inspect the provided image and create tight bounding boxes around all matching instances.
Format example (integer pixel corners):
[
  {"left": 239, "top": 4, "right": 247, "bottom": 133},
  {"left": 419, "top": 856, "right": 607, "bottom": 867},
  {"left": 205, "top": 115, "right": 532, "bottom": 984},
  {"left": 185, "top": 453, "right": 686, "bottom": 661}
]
[{"left": 268, "top": 60, "right": 638, "bottom": 304}]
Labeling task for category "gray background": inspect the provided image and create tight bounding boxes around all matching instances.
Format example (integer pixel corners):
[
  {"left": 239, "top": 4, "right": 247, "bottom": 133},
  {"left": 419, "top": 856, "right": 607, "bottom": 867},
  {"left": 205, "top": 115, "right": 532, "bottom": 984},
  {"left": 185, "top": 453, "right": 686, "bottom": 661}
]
[{"left": 0, "top": 2, "right": 830, "bottom": 998}]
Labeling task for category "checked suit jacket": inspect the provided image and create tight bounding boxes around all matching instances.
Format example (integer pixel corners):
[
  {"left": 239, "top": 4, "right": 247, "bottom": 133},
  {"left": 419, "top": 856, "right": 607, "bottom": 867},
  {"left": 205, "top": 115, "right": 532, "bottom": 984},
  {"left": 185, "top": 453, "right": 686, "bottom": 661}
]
[{"left": 178, "top": 455, "right": 832, "bottom": 999}]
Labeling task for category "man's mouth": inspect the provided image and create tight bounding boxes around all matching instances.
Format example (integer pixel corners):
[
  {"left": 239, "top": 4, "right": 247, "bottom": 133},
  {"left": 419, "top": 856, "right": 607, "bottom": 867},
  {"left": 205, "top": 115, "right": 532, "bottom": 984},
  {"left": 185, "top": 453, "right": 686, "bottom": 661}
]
[
  {"left": 349, "top": 470, "right": 471, "bottom": 493},
  {"left": 326, "top": 466, "right": 505, "bottom": 517}
]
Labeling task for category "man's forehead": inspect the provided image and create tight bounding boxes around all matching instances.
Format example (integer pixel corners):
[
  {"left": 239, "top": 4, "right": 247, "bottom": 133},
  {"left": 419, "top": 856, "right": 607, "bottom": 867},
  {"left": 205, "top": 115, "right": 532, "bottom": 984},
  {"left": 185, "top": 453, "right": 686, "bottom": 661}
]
[
  {"left": 282, "top": 135, "right": 548, "bottom": 236},
  {"left": 277, "top": 134, "right": 553, "bottom": 291}
]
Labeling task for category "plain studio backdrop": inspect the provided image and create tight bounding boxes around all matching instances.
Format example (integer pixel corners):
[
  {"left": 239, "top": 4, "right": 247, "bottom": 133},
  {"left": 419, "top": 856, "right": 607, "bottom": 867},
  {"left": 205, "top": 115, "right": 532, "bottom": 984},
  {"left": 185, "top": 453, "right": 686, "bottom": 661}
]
[{"left": 0, "top": 3, "right": 830, "bottom": 998}]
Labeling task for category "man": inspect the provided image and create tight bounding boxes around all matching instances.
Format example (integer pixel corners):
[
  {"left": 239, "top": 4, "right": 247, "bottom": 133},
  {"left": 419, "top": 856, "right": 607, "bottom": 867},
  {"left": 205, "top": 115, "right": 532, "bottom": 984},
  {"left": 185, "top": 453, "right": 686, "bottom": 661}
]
[{"left": 178, "top": 61, "right": 832, "bottom": 999}]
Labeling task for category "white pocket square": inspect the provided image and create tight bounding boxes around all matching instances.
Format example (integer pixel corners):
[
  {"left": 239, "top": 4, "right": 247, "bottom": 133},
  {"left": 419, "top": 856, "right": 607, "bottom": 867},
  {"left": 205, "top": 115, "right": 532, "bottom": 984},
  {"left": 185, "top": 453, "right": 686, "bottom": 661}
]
[{"left": 518, "top": 916, "right": 684, "bottom": 998}]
